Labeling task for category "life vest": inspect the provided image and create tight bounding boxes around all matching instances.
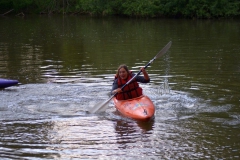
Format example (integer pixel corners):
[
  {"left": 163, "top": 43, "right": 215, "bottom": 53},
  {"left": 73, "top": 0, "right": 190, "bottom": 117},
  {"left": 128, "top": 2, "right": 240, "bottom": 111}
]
[{"left": 115, "top": 72, "right": 142, "bottom": 100}]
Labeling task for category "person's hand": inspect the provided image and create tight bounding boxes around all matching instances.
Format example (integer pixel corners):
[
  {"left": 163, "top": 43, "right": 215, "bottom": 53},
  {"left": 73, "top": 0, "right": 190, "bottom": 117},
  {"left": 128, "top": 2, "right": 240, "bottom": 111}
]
[
  {"left": 113, "top": 88, "right": 122, "bottom": 94},
  {"left": 141, "top": 67, "right": 146, "bottom": 73}
]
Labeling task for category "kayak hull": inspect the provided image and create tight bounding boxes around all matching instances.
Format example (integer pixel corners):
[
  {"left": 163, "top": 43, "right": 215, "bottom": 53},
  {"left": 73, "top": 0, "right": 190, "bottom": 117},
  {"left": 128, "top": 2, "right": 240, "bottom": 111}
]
[
  {"left": 0, "top": 78, "right": 19, "bottom": 88},
  {"left": 113, "top": 95, "right": 155, "bottom": 121}
]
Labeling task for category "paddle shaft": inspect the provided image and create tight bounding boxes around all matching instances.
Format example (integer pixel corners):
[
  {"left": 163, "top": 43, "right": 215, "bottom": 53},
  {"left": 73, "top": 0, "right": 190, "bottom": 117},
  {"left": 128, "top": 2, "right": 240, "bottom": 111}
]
[{"left": 97, "top": 64, "right": 150, "bottom": 112}]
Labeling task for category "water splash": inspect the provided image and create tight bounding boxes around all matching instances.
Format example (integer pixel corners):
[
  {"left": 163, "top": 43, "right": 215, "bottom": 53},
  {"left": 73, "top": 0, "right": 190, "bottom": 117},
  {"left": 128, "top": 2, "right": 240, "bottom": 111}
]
[{"left": 157, "top": 78, "right": 170, "bottom": 95}]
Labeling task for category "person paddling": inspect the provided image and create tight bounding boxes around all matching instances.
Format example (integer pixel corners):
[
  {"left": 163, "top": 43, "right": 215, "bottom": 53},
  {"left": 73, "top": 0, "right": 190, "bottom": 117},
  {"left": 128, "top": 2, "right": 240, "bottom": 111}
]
[{"left": 111, "top": 64, "right": 150, "bottom": 100}]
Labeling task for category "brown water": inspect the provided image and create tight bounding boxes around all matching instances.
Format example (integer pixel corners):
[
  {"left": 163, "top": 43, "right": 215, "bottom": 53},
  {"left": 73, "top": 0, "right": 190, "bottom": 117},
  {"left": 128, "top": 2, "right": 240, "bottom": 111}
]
[{"left": 0, "top": 15, "right": 240, "bottom": 159}]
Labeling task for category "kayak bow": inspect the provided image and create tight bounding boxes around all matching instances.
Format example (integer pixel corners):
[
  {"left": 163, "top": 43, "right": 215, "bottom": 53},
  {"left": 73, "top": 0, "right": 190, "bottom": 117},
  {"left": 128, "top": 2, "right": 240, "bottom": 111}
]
[{"left": 113, "top": 95, "right": 155, "bottom": 121}]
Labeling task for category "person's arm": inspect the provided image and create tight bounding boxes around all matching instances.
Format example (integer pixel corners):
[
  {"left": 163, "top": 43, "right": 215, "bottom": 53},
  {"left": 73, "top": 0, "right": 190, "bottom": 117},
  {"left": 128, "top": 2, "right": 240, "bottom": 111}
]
[
  {"left": 111, "top": 79, "right": 118, "bottom": 93},
  {"left": 134, "top": 68, "right": 150, "bottom": 83},
  {"left": 111, "top": 79, "right": 122, "bottom": 95},
  {"left": 141, "top": 67, "right": 150, "bottom": 82}
]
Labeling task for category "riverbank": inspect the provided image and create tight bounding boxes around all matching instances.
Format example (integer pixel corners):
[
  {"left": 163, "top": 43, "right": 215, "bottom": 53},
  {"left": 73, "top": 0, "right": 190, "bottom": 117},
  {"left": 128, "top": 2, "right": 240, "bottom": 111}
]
[{"left": 1, "top": 0, "right": 240, "bottom": 19}]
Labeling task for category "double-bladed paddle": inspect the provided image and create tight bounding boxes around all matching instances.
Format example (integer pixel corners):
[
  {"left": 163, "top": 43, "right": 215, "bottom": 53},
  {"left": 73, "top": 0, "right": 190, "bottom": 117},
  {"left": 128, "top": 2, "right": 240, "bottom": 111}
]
[{"left": 88, "top": 41, "right": 172, "bottom": 114}]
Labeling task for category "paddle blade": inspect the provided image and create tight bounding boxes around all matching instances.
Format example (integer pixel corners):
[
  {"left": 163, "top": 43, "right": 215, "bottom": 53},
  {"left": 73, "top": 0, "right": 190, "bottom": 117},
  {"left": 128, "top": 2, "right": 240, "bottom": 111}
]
[
  {"left": 155, "top": 41, "right": 172, "bottom": 59},
  {"left": 88, "top": 95, "right": 114, "bottom": 114}
]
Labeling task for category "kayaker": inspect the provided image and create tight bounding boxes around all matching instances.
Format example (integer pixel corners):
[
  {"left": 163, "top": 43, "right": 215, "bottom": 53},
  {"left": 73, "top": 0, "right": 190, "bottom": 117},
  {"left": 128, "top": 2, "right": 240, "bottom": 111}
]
[{"left": 111, "top": 64, "right": 150, "bottom": 100}]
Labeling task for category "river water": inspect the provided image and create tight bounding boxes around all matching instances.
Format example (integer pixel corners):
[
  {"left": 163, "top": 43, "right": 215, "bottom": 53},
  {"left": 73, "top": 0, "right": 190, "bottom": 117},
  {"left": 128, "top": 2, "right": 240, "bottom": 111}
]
[{"left": 0, "top": 15, "right": 239, "bottom": 159}]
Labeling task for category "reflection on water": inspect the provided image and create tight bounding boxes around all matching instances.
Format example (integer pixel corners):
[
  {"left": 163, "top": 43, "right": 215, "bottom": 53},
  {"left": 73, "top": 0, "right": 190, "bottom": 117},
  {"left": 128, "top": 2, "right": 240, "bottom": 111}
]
[
  {"left": 0, "top": 16, "right": 240, "bottom": 159},
  {"left": 1, "top": 82, "right": 239, "bottom": 159}
]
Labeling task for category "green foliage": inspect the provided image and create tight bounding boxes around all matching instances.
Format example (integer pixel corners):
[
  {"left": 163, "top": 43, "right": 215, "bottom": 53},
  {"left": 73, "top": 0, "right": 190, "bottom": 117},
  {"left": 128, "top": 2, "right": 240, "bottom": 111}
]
[
  {"left": 0, "top": 0, "right": 239, "bottom": 18},
  {"left": 75, "top": 0, "right": 115, "bottom": 15},
  {"left": 0, "top": 0, "right": 13, "bottom": 11},
  {"left": 185, "top": 0, "right": 213, "bottom": 18},
  {"left": 12, "top": 0, "right": 33, "bottom": 10},
  {"left": 161, "top": 0, "right": 240, "bottom": 18},
  {"left": 121, "top": 0, "right": 162, "bottom": 17},
  {"left": 210, "top": 0, "right": 240, "bottom": 17}
]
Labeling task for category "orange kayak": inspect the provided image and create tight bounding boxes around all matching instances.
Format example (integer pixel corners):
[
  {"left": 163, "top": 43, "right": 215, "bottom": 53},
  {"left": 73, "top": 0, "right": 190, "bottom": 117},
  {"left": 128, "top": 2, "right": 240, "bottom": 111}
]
[{"left": 113, "top": 95, "right": 155, "bottom": 121}]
